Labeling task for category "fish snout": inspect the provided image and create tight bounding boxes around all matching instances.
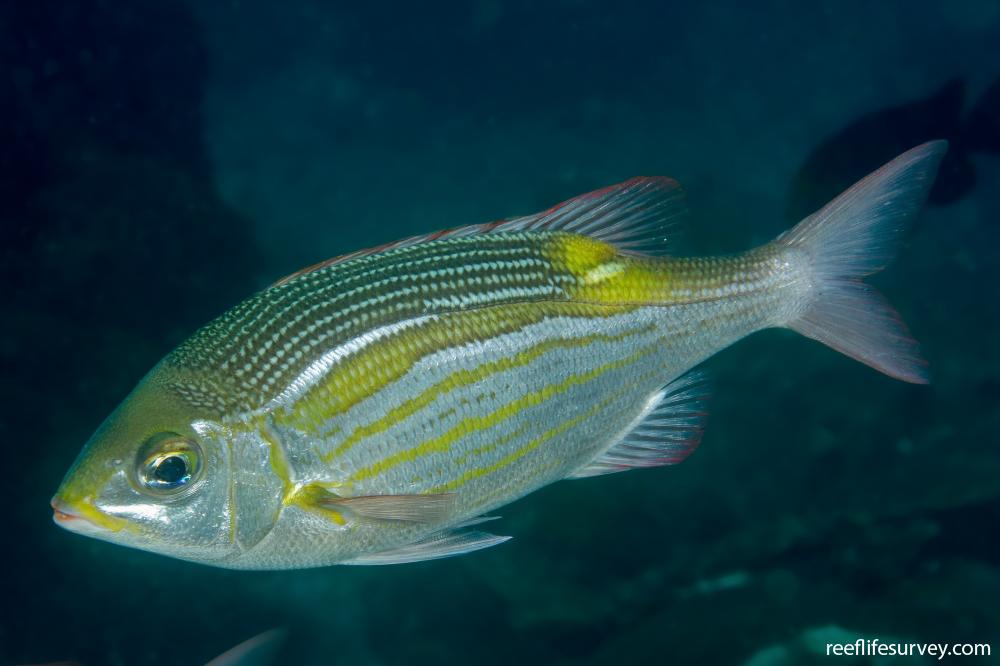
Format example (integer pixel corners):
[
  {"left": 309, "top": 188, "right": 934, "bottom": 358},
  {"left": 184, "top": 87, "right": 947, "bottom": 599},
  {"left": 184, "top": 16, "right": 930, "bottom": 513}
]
[
  {"left": 51, "top": 495, "right": 84, "bottom": 524},
  {"left": 50, "top": 495, "right": 113, "bottom": 535}
]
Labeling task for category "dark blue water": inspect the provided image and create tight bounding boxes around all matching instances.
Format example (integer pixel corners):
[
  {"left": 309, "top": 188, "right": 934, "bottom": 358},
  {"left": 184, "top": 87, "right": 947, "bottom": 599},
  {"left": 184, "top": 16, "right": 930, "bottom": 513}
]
[{"left": 2, "top": 1, "right": 998, "bottom": 664}]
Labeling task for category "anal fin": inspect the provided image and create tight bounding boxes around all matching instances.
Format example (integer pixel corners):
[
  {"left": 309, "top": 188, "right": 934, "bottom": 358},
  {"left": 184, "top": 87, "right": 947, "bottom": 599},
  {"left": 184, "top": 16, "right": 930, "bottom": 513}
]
[
  {"left": 569, "top": 370, "right": 710, "bottom": 479},
  {"left": 343, "top": 523, "right": 511, "bottom": 565}
]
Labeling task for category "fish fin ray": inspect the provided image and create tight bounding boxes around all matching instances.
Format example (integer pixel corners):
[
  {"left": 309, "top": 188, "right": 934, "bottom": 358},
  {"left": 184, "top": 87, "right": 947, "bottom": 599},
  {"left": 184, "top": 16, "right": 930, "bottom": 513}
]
[
  {"left": 271, "top": 177, "right": 685, "bottom": 286},
  {"left": 568, "top": 370, "right": 709, "bottom": 479},
  {"left": 494, "top": 176, "right": 686, "bottom": 254},
  {"left": 343, "top": 528, "right": 511, "bottom": 565},
  {"left": 779, "top": 140, "right": 946, "bottom": 384},
  {"left": 307, "top": 489, "right": 456, "bottom": 524},
  {"left": 451, "top": 514, "right": 501, "bottom": 529},
  {"left": 788, "top": 281, "right": 929, "bottom": 384},
  {"left": 203, "top": 629, "right": 287, "bottom": 666}
]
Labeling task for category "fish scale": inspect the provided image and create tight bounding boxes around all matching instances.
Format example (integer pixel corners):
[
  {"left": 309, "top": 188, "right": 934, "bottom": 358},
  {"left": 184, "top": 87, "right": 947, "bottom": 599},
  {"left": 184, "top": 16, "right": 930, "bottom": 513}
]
[{"left": 170, "top": 234, "right": 570, "bottom": 408}]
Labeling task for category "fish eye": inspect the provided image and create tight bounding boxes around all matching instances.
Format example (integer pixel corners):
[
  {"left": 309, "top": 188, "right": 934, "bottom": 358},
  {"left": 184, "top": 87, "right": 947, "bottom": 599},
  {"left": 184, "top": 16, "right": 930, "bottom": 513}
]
[{"left": 134, "top": 432, "right": 204, "bottom": 496}]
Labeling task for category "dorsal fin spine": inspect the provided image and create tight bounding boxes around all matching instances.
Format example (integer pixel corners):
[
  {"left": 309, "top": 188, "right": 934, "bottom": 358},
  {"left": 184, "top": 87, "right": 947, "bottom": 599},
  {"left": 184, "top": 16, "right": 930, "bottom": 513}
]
[{"left": 272, "top": 177, "right": 687, "bottom": 287}]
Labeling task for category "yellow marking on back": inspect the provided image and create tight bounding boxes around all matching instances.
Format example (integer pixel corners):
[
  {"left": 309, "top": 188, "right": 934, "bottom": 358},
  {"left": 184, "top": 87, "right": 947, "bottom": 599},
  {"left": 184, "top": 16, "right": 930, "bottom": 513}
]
[
  {"left": 545, "top": 233, "right": 762, "bottom": 306},
  {"left": 549, "top": 233, "right": 618, "bottom": 275},
  {"left": 545, "top": 233, "right": 670, "bottom": 304},
  {"left": 583, "top": 261, "right": 626, "bottom": 285},
  {"left": 349, "top": 341, "right": 660, "bottom": 483}
]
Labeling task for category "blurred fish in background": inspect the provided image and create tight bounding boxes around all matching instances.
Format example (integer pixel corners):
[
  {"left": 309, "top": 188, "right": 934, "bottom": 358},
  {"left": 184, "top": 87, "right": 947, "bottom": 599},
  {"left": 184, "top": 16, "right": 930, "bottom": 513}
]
[
  {"left": 15, "top": 628, "right": 286, "bottom": 666},
  {"left": 204, "top": 629, "right": 287, "bottom": 666},
  {"left": 787, "top": 77, "right": 1000, "bottom": 223}
]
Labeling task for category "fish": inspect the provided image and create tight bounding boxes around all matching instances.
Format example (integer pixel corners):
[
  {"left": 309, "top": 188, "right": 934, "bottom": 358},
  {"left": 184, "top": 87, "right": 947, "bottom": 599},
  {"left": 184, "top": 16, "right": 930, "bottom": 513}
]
[
  {"left": 16, "top": 628, "right": 286, "bottom": 666},
  {"left": 204, "top": 629, "right": 286, "bottom": 666},
  {"left": 51, "top": 141, "right": 945, "bottom": 569},
  {"left": 788, "top": 78, "right": 999, "bottom": 223}
]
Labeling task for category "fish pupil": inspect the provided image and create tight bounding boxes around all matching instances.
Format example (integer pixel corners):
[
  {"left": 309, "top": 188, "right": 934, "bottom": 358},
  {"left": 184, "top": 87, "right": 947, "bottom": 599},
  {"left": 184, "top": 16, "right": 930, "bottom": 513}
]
[{"left": 154, "top": 456, "right": 188, "bottom": 485}]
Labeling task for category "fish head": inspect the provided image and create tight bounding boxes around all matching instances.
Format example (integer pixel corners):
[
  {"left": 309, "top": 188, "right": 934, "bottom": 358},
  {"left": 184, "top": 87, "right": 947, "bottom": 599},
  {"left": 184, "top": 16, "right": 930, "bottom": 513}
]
[{"left": 51, "top": 367, "right": 237, "bottom": 564}]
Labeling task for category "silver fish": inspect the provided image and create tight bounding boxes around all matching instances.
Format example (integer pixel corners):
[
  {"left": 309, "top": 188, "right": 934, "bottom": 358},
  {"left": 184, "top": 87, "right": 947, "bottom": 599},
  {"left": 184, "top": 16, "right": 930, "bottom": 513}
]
[{"left": 51, "top": 142, "right": 945, "bottom": 569}]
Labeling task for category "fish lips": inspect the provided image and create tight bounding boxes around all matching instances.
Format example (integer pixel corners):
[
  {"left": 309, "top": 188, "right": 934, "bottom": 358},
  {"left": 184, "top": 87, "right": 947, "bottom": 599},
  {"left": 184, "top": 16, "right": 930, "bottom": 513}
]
[{"left": 50, "top": 496, "right": 110, "bottom": 536}]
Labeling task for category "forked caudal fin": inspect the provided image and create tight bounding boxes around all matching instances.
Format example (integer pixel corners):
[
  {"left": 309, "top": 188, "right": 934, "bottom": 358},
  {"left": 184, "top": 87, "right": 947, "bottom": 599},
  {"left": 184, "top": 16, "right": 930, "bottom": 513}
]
[{"left": 777, "top": 140, "right": 947, "bottom": 384}]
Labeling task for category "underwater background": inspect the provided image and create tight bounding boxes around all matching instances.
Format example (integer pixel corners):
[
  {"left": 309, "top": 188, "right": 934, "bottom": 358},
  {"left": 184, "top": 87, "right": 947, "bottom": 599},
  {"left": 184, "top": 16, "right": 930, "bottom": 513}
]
[{"left": 2, "top": 1, "right": 999, "bottom": 664}]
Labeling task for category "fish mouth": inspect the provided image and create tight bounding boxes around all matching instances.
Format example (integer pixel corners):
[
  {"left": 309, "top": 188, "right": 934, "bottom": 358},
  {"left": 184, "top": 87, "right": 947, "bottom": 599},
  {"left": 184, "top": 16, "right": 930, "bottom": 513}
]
[
  {"left": 51, "top": 496, "right": 84, "bottom": 523},
  {"left": 50, "top": 495, "right": 116, "bottom": 535},
  {"left": 51, "top": 496, "right": 80, "bottom": 521}
]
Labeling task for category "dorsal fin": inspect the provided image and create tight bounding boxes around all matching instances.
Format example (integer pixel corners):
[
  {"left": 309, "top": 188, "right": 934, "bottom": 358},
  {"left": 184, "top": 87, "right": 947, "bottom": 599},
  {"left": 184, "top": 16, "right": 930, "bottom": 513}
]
[
  {"left": 272, "top": 177, "right": 687, "bottom": 287},
  {"left": 499, "top": 176, "right": 686, "bottom": 253},
  {"left": 568, "top": 370, "right": 710, "bottom": 479}
]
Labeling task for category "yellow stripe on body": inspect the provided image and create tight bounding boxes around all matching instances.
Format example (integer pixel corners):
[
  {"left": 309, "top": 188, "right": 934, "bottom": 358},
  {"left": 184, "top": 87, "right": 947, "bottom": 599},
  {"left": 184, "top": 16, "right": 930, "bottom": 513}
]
[
  {"left": 454, "top": 457, "right": 566, "bottom": 509},
  {"left": 274, "top": 306, "right": 548, "bottom": 435},
  {"left": 349, "top": 339, "right": 662, "bottom": 483},
  {"left": 453, "top": 422, "right": 531, "bottom": 469},
  {"left": 427, "top": 364, "right": 664, "bottom": 494},
  {"left": 259, "top": 235, "right": 761, "bottom": 438},
  {"left": 276, "top": 302, "right": 640, "bottom": 437},
  {"left": 324, "top": 323, "right": 655, "bottom": 463},
  {"left": 427, "top": 395, "right": 614, "bottom": 493}
]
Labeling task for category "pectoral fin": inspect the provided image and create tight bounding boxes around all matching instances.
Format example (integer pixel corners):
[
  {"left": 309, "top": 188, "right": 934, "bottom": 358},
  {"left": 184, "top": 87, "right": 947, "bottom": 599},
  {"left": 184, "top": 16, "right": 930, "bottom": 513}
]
[
  {"left": 294, "top": 485, "right": 456, "bottom": 524},
  {"left": 568, "top": 369, "right": 709, "bottom": 478}
]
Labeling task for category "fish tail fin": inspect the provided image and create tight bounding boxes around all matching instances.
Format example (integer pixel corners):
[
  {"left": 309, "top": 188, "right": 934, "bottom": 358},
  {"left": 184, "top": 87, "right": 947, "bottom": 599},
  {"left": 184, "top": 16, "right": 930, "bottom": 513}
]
[{"left": 776, "top": 140, "right": 947, "bottom": 384}]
